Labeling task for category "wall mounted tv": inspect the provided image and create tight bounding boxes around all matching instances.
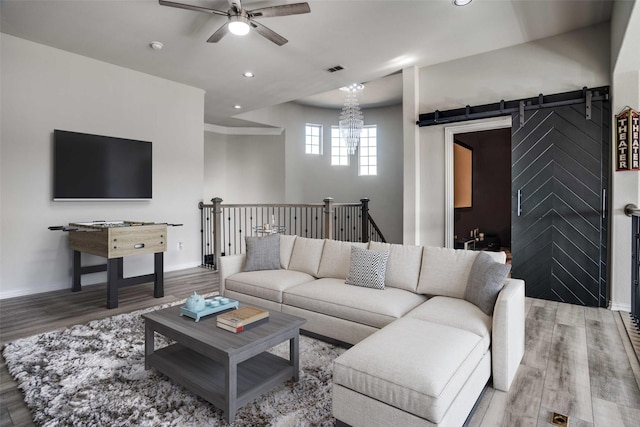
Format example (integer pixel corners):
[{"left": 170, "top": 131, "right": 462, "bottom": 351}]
[{"left": 53, "top": 130, "right": 152, "bottom": 200}]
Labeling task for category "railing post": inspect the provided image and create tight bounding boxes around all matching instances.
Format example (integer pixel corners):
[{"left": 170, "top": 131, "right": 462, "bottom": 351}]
[
  {"left": 211, "top": 197, "right": 223, "bottom": 269},
  {"left": 360, "top": 198, "right": 370, "bottom": 243},
  {"left": 323, "top": 197, "right": 334, "bottom": 240}
]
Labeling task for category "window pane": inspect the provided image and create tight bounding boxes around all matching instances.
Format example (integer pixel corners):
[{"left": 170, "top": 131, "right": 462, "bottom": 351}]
[
  {"left": 305, "top": 124, "right": 322, "bottom": 155},
  {"left": 358, "top": 125, "right": 377, "bottom": 176}
]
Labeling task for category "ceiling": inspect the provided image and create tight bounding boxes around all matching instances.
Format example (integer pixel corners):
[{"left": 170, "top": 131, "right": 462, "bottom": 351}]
[{"left": 0, "top": 0, "right": 613, "bottom": 127}]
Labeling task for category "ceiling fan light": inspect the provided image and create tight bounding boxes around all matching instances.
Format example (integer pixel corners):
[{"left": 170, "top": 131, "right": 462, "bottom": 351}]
[{"left": 228, "top": 16, "right": 250, "bottom": 36}]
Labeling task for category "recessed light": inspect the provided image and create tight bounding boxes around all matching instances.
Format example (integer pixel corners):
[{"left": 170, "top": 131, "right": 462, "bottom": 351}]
[
  {"left": 452, "top": 0, "right": 472, "bottom": 6},
  {"left": 243, "top": 72, "right": 255, "bottom": 78},
  {"left": 150, "top": 41, "right": 163, "bottom": 50},
  {"left": 233, "top": 105, "right": 242, "bottom": 109}
]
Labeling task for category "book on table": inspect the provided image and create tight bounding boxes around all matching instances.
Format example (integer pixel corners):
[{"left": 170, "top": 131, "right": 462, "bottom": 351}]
[
  {"left": 216, "top": 317, "right": 269, "bottom": 333},
  {"left": 217, "top": 306, "right": 269, "bottom": 328}
]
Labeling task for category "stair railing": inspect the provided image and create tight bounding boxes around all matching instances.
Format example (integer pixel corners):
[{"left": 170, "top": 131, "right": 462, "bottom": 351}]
[{"left": 199, "top": 197, "right": 386, "bottom": 269}]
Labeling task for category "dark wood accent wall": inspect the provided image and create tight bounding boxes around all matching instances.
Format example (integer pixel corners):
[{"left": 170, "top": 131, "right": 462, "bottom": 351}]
[{"left": 454, "top": 128, "right": 511, "bottom": 248}]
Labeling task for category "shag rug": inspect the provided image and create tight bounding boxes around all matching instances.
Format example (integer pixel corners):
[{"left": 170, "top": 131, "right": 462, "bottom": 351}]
[{"left": 2, "top": 302, "right": 346, "bottom": 426}]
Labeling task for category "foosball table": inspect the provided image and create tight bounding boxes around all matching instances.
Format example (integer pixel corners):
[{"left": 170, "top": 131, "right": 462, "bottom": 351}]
[{"left": 50, "top": 220, "right": 176, "bottom": 309}]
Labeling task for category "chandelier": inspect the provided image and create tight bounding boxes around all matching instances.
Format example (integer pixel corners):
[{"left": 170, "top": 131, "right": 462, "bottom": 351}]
[{"left": 339, "top": 83, "right": 364, "bottom": 155}]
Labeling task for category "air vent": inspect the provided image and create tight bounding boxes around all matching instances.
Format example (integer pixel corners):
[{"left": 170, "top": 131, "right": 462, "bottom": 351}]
[{"left": 326, "top": 65, "right": 344, "bottom": 73}]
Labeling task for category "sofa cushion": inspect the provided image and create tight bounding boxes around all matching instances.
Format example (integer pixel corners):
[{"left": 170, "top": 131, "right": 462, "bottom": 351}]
[
  {"left": 369, "top": 241, "right": 423, "bottom": 292},
  {"left": 317, "top": 239, "right": 368, "bottom": 279},
  {"left": 416, "top": 247, "right": 506, "bottom": 298},
  {"left": 283, "top": 278, "right": 427, "bottom": 329},
  {"left": 226, "top": 270, "right": 315, "bottom": 303},
  {"left": 287, "top": 237, "right": 325, "bottom": 277},
  {"left": 345, "top": 246, "right": 389, "bottom": 290},
  {"left": 279, "top": 234, "right": 296, "bottom": 269},
  {"left": 405, "top": 296, "right": 491, "bottom": 341},
  {"left": 464, "top": 252, "right": 511, "bottom": 315},
  {"left": 243, "top": 234, "right": 280, "bottom": 272},
  {"left": 333, "top": 317, "right": 488, "bottom": 423}
]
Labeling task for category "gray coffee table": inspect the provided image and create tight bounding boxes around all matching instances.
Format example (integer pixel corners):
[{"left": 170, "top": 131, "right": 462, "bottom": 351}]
[{"left": 142, "top": 303, "right": 306, "bottom": 422}]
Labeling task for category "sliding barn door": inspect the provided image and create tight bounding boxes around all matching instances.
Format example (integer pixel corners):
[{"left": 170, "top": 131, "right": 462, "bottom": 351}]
[{"left": 511, "top": 101, "right": 609, "bottom": 307}]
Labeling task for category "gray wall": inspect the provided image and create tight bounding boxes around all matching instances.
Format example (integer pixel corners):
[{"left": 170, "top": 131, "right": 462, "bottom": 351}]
[
  {"left": 204, "top": 131, "right": 286, "bottom": 204},
  {"left": 239, "top": 103, "right": 404, "bottom": 243},
  {"left": 0, "top": 34, "right": 205, "bottom": 298}
]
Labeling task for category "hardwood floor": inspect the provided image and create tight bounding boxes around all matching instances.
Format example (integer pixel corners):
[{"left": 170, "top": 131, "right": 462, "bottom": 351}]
[
  {"left": 0, "top": 267, "right": 217, "bottom": 427},
  {"left": 1, "top": 269, "right": 639, "bottom": 426}
]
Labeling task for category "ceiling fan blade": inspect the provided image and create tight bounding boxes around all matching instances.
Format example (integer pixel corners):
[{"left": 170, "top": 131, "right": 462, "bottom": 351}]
[
  {"left": 249, "top": 2, "right": 310, "bottom": 18},
  {"left": 250, "top": 19, "right": 288, "bottom": 46},
  {"left": 159, "top": 0, "right": 228, "bottom": 17},
  {"left": 207, "top": 22, "right": 230, "bottom": 43}
]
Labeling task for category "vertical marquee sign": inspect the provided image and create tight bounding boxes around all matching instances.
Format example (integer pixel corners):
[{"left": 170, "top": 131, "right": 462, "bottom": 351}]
[{"left": 616, "top": 108, "right": 640, "bottom": 171}]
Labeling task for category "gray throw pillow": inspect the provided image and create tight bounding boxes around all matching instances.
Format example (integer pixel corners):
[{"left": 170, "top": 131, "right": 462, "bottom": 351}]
[
  {"left": 464, "top": 252, "right": 511, "bottom": 316},
  {"left": 243, "top": 234, "right": 281, "bottom": 272},
  {"left": 345, "top": 246, "right": 390, "bottom": 290}
]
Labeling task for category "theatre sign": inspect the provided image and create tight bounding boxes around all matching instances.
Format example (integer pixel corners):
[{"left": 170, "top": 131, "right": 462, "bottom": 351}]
[{"left": 616, "top": 107, "right": 640, "bottom": 171}]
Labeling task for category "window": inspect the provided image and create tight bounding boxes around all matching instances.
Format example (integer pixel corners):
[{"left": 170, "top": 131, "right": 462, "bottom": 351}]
[
  {"left": 359, "top": 125, "right": 377, "bottom": 176},
  {"left": 331, "top": 126, "right": 349, "bottom": 166},
  {"left": 305, "top": 124, "right": 322, "bottom": 155}
]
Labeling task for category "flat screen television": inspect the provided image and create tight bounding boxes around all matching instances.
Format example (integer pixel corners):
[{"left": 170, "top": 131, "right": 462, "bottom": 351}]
[{"left": 53, "top": 130, "right": 152, "bottom": 200}]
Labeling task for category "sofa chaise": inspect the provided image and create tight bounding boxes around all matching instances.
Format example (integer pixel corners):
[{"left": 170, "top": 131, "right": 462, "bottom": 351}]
[{"left": 219, "top": 235, "right": 525, "bottom": 426}]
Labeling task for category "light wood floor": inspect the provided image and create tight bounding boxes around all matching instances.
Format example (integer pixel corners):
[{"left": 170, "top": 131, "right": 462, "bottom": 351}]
[{"left": 1, "top": 268, "right": 640, "bottom": 426}]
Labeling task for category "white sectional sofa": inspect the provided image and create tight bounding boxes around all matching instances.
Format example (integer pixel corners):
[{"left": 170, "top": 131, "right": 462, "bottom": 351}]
[{"left": 219, "top": 235, "right": 525, "bottom": 426}]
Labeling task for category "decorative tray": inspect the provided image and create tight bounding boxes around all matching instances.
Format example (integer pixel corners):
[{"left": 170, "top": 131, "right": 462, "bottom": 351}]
[{"left": 180, "top": 297, "right": 239, "bottom": 322}]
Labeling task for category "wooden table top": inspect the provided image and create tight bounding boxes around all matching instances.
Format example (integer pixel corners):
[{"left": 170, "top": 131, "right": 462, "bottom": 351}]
[{"left": 142, "top": 304, "right": 306, "bottom": 356}]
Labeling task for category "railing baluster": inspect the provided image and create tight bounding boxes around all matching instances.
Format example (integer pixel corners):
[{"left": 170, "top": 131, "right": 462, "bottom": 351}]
[{"left": 199, "top": 198, "right": 386, "bottom": 267}]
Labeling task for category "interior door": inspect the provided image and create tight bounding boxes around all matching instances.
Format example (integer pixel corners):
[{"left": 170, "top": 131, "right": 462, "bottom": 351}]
[{"left": 511, "top": 100, "right": 609, "bottom": 307}]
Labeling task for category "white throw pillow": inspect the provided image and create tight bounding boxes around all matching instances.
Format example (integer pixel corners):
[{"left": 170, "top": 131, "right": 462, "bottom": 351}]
[
  {"left": 279, "top": 234, "right": 296, "bottom": 269},
  {"left": 287, "top": 237, "right": 325, "bottom": 277},
  {"left": 369, "top": 241, "right": 423, "bottom": 292},
  {"left": 416, "top": 246, "right": 478, "bottom": 298},
  {"left": 318, "top": 239, "right": 368, "bottom": 279}
]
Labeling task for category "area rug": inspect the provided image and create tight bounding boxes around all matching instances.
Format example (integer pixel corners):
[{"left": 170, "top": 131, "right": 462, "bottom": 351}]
[{"left": 2, "top": 302, "right": 346, "bottom": 427}]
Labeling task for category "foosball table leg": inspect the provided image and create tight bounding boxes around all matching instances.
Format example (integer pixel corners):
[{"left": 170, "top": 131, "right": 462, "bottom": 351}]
[
  {"left": 154, "top": 252, "right": 164, "bottom": 298},
  {"left": 72, "top": 250, "right": 82, "bottom": 292},
  {"left": 106, "top": 258, "right": 120, "bottom": 309}
]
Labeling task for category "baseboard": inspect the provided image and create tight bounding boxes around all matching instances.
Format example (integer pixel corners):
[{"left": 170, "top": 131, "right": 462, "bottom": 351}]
[
  {"left": 0, "top": 262, "right": 205, "bottom": 300},
  {"left": 0, "top": 283, "right": 70, "bottom": 300},
  {"left": 609, "top": 301, "right": 632, "bottom": 312}
]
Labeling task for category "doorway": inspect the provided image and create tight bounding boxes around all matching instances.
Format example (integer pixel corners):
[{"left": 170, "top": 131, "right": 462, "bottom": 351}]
[
  {"left": 444, "top": 117, "right": 512, "bottom": 248},
  {"left": 453, "top": 128, "right": 512, "bottom": 261}
]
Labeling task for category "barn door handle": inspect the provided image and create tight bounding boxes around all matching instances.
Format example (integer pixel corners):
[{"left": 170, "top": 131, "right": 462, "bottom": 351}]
[
  {"left": 517, "top": 189, "right": 522, "bottom": 217},
  {"left": 602, "top": 189, "right": 606, "bottom": 219}
]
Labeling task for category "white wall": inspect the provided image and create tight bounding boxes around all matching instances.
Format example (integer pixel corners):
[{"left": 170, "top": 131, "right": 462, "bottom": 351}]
[
  {"left": 0, "top": 34, "right": 205, "bottom": 298},
  {"left": 240, "top": 102, "right": 404, "bottom": 243},
  {"left": 204, "top": 130, "right": 285, "bottom": 203},
  {"left": 609, "top": 1, "right": 640, "bottom": 311}
]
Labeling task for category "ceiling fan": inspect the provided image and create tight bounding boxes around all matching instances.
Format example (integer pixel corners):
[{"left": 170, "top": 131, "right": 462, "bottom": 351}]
[{"left": 159, "top": 0, "right": 311, "bottom": 46}]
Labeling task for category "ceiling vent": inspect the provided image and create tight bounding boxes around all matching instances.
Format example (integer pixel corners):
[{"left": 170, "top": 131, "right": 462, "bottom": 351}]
[{"left": 326, "top": 65, "right": 344, "bottom": 73}]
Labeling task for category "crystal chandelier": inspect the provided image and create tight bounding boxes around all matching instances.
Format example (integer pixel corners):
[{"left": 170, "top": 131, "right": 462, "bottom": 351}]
[{"left": 339, "top": 83, "right": 364, "bottom": 155}]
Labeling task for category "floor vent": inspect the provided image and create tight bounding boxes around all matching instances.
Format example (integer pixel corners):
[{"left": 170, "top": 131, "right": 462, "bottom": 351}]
[
  {"left": 326, "top": 65, "right": 344, "bottom": 73},
  {"left": 551, "top": 412, "right": 568, "bottom": 426}
]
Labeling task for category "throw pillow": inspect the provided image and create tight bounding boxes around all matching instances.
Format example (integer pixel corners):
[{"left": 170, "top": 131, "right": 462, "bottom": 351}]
[
  {"left": 345, "top": 246, "right": 390, "bottom": 290},
  {"left": 464, "top": 252, "right": 511, "bottom": 316},
  {"left": 243, "top": 234, "right": 281, "bottom": 272}
]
